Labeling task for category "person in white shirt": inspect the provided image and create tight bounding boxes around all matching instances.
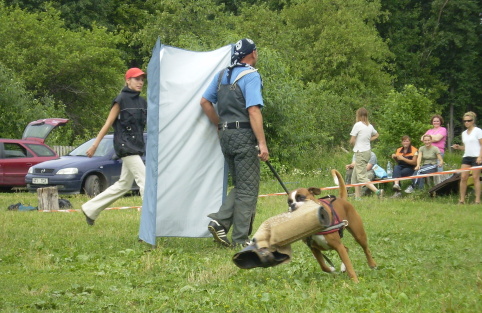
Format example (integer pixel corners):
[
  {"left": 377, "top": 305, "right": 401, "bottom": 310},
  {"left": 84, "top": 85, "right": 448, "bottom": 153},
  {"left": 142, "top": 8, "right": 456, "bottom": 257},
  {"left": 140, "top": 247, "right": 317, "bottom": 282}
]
[
  {"left": 451, "top": 111, "right": 482, "bottom": 205},
  {"left": 349, "top": 107, "right": 382, "bottom": 199}
]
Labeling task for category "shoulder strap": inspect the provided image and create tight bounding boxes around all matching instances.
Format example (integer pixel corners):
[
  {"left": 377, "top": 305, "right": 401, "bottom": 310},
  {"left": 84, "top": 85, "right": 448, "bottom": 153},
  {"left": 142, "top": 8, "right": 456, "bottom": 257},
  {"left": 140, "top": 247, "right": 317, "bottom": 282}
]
[
  {"left": 217, "top": 69, "right": 227, "bottom": 89},
  {"left": 232, "top": 68, "right": 258, "bottom": 85}
]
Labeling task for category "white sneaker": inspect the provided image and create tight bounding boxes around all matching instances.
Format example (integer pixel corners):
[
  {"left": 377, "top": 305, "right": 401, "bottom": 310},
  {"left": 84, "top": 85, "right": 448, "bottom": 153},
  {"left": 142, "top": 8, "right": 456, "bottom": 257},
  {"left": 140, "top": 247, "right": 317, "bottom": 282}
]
[
  {"left": 404, "top": 185, "right": 414, "bottom": 194},
  {"left": 393, "top": 184, "right": 401, "bottom": 192},
  {"left": 391, "top": 191, "right": 402, "bottom": 198}
]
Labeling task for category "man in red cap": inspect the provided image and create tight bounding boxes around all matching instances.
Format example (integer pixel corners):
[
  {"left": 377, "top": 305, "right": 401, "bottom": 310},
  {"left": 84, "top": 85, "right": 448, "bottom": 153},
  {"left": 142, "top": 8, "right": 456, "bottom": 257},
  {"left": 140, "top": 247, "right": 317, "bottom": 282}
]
[
  {"left": 81, "top": 68, "right": 147, "bottom": 225},
  {"left": 200, "top": 38, "right": 269, "bottom": 248}
]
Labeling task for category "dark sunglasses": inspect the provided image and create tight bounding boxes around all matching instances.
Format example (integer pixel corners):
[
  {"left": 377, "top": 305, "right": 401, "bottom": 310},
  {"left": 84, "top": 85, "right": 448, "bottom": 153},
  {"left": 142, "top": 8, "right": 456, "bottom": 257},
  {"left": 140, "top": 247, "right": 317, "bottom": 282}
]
[{"left": 463, "top": 119, "right": 473, "bottom": 123}]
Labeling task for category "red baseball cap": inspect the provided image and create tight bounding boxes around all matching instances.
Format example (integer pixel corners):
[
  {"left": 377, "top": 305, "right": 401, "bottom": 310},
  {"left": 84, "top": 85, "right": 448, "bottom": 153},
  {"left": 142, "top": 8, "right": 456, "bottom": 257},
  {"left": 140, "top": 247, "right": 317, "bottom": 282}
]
[{"left": 125, "top": 67, "right": 145, "bottom": 79}]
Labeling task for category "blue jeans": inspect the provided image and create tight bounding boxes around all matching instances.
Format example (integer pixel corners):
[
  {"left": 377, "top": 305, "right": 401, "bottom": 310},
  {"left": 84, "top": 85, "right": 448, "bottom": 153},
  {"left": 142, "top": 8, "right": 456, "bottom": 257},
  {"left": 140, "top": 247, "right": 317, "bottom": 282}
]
[
  {"left": 411, "top": 164, "right": 438, "bottom": 189},
  {"left": 393, "top": 164, "right": 415, "bottom": 179}
]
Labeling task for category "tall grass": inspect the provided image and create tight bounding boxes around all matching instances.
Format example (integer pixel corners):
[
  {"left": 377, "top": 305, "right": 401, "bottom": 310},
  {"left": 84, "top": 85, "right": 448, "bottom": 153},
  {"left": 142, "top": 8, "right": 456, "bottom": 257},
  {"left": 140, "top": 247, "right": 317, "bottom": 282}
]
[{"left": 0, "top": 157, "right": 480, "bottom": 312}]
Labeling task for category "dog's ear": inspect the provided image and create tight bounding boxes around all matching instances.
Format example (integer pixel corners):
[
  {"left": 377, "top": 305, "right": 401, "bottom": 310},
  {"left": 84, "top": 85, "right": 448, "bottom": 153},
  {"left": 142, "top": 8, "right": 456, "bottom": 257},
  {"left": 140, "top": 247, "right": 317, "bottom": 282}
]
[{"left": 308, "top": 187, "right": 322, "bottom": 196}]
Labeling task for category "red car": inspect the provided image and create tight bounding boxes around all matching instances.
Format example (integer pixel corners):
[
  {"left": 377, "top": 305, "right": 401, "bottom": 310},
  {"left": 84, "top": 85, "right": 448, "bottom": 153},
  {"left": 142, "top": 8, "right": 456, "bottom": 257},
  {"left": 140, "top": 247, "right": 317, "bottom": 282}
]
[{"left": 0, "top": 118, "right": 69, "bottom": 191}]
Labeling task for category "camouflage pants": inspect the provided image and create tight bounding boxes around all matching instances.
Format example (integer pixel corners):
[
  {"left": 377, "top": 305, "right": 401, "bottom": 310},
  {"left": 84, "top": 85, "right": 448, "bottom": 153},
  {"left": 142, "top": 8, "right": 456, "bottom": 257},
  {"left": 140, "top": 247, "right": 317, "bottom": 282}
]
[{"left": 208, "top": 128, "right": 260, "bottom": 244}]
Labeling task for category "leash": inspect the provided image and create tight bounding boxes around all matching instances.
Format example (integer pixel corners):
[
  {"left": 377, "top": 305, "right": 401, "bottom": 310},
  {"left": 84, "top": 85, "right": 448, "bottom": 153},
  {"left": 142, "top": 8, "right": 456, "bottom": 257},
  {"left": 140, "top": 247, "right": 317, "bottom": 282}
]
[
  {"left": 256, "top": 145, "right": 290, "bottom": 195},
  {"left": 265, "top": 160, "right": 290, "bottom": 194},
  {"left": 322, "top": 253, "right": 336, "bottom": 269}
]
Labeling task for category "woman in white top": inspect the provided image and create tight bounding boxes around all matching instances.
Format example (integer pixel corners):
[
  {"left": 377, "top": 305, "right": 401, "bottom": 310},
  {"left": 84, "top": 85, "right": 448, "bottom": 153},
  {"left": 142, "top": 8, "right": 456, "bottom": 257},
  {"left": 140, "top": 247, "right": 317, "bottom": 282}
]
[
  {"left": 349, "top": 107, "right": 382, "bottom": 199},
  {"left": 451, "top": 111, "right": 482, "bottom": 204}
]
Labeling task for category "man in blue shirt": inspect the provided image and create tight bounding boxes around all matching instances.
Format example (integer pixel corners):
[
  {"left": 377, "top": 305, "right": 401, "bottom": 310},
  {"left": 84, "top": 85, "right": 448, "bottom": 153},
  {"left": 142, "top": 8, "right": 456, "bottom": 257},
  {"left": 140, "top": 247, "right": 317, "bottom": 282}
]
[{"left": 200, "top": 38, "right": 269, "bottom": 248}]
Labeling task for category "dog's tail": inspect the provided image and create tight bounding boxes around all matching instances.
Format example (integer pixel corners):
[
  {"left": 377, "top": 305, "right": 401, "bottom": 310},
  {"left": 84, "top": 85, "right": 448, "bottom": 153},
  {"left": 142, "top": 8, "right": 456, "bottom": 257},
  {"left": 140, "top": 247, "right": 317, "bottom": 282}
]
[{"left": 331, "top": 169, "right": 347, "bottom": 200}]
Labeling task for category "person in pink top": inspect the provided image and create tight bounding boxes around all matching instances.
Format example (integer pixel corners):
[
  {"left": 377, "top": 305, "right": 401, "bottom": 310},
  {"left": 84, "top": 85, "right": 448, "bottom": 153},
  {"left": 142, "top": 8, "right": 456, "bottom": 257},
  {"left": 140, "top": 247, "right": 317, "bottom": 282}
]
[{"left": 421, "top": 114, "right": 446, "bottom": 171}]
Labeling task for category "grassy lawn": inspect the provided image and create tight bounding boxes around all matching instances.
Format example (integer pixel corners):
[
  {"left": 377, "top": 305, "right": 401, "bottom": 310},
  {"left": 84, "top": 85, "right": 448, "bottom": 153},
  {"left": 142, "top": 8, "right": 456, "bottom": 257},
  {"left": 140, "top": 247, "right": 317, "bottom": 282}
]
[{"left": 0, "top": 172, "right": 480, "bottom": 312}]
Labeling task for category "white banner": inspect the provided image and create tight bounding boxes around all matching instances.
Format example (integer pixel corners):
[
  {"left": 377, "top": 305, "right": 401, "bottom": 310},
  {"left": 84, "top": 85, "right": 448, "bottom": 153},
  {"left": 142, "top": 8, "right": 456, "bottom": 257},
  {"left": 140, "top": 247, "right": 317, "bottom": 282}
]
[{"left": 139, "top": 40, "right": 232, "bottom": 245}]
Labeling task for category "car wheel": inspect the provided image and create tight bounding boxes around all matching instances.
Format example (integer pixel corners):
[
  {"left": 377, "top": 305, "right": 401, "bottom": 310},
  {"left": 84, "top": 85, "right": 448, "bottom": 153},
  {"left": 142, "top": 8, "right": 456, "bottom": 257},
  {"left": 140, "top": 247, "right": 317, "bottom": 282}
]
[{"left": 84, "top": 175, "right": 103, "bottom": 198}]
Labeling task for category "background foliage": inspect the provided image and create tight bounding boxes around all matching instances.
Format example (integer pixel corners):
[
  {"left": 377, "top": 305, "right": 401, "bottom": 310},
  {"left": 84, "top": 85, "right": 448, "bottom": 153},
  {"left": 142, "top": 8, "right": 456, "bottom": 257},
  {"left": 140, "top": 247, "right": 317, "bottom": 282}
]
[{"left": 0, "top": 0, "right": 480, "bottom": 168}]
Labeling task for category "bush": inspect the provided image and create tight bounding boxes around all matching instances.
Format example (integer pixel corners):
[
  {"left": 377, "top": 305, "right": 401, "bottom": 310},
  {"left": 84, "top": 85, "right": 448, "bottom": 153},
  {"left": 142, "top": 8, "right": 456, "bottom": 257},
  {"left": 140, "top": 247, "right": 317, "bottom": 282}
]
[{"left": 374, "top": 84, "right": 436, "bottom": 165}]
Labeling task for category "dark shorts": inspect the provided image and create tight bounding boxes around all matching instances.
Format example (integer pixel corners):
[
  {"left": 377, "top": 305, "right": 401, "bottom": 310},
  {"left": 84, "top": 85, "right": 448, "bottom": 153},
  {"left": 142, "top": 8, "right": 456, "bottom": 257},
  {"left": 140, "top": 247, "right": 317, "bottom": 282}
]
[{"left": 462, "top": 157, "right": 478, "bottom": 166}]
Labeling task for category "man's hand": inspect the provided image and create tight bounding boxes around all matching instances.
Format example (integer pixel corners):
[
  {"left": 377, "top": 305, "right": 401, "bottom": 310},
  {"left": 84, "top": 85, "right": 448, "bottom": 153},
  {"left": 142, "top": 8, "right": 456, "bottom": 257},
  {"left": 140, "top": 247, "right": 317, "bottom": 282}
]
[{"left": 257, "top": 143, "right": 269, "bottom": 162}]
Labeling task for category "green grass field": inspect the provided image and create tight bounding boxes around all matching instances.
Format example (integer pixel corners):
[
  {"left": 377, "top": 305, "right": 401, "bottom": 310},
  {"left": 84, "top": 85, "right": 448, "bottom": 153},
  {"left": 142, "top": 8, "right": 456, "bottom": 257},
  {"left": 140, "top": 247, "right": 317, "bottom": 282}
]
[{"left": 0, "top": 171, "right": 481, "bottom": 312}]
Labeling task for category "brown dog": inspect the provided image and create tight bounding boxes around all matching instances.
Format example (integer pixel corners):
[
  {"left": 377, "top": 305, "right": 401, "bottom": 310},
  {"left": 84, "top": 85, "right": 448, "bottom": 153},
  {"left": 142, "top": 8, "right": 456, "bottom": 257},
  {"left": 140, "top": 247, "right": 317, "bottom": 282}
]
[{"left": 287, "top": 169, "right": 377, "bottom": 282}]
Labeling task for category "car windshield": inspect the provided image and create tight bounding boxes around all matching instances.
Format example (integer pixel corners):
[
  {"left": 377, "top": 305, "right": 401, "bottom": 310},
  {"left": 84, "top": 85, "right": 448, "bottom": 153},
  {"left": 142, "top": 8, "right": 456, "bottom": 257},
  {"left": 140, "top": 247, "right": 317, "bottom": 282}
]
[{"left": 69, "top": 138, "right": 113, "bottom": 157}]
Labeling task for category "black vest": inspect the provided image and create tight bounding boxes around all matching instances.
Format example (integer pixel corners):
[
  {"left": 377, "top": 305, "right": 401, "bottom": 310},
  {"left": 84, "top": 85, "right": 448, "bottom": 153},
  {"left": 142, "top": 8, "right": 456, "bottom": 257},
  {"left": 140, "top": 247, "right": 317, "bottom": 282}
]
[{"left": 112, "top": 87, "right": 147, "bottom": 157}]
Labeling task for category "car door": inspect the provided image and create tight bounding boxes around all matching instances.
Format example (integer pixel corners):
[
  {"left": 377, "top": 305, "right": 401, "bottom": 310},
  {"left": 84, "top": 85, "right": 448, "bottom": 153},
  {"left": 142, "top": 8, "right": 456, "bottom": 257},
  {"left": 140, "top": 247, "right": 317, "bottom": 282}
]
[
  {"left": 0, "top": 142, "right": 36, "bottom": 186},
  {"left": 22, "top": 118, "right": 69, "bottom": 143},
  {"left": 0, "top": 143, "right": 4, "bottom": 185}
]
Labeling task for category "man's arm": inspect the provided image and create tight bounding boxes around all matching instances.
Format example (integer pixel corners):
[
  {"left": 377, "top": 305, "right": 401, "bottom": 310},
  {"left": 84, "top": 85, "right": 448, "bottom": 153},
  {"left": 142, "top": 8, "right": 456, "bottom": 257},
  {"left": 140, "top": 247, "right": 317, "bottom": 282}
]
[
  {"left": 200, "top": 97, "right": 219, "bottom": 125},
  {"left": 248, "top": 105, "right": 269, "bottom": 161}
]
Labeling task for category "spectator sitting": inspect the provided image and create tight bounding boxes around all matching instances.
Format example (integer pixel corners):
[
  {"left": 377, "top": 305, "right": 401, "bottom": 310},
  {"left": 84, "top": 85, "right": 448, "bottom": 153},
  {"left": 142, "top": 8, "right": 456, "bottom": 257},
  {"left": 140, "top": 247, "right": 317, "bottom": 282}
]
[
  {"left": 405, "top": 135, "right": 444, "bottom": 193},
  {"left": 390, "top": 136, "right": 418, "bottom": 198},
  {"left": 345, "top": 151, "right": 377, "bottom": 195}
]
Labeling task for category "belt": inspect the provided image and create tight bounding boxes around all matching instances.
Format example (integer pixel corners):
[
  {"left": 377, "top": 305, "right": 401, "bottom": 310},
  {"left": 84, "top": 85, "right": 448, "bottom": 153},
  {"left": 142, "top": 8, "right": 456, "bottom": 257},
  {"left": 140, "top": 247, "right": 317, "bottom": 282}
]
[{"left": 218, "top": 121, "right": 251, "bottom": 130}]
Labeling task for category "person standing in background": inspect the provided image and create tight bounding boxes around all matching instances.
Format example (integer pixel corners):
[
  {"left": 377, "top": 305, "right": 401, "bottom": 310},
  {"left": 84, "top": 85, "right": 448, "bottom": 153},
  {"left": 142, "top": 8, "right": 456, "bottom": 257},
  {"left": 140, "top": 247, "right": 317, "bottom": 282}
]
[
  {"left": 421, "top": 114, "right": 446, "bottom": 171},
  {"left": 349, "top": 107, "right": 382, "bottom": 199},
  {"left": 452, "top": 111, "right": 482, "bottom": 205},
  {"left": 345, "top": 151, "right": 377, "bottom": 195}
]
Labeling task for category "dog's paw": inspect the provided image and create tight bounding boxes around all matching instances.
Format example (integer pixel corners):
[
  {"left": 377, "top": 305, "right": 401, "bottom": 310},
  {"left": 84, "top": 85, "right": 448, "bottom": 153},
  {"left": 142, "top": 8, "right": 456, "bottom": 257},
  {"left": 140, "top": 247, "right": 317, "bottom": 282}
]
[
  {"left": 340, "top": 263, "right": 346, "bottom": 273},
  {"left": 329, "top": 266, "right": 336, "bottom": 272}
]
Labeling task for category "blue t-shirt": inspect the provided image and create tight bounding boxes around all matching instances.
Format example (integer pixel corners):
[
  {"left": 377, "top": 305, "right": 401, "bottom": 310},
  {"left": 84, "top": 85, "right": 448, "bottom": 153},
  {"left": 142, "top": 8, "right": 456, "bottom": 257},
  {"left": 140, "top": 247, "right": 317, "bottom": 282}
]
[{"left": 203, "top": 67, "right": 263, "bottom": 109}]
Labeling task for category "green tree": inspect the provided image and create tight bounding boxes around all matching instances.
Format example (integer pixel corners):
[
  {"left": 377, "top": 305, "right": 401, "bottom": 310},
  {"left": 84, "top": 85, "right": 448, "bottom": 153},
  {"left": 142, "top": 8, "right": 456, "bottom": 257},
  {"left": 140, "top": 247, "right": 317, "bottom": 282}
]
[
  {"left": 376, "top": 84, "right": 435, "bottom": 162},
  {"left": 377, "top": 0, "right": 482, "bottom": 146},
  {"left": 376, "top": 0, "right": 445, "bottom": 97},
  {"left": 0, "top": 64, "right": 65, "bottom": 140},
  {"left": 136, "top": 0, "right": 237, "bottom": 55},
  {"left": 427, "top": 0, "right": 482, "bottom": 145},
  {"left": 232, "top": 0, "right": 395, "bottom": 165},
  {"left": 136, "top": 0, "right": 396, "bottom": 167},
  {"left": 276, "top": 0, "right": 393, "bottom": 94},
  {"left": 0, "top": 3, "right": 126, "bottom": 142}
]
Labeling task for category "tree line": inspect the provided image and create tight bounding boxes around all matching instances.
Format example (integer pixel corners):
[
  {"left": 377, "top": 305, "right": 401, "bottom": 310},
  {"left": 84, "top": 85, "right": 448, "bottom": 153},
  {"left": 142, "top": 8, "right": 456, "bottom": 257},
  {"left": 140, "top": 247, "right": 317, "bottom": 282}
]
[{"left": 0, "top": 0, "right": 480, "bottom": 168}]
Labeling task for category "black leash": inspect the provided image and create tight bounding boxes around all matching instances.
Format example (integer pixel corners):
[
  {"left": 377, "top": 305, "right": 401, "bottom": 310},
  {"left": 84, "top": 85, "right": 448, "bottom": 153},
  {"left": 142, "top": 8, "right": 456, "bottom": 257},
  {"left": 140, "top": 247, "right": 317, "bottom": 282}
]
[
  {"left": 265, "top": 160, "right": 290, "bottom": 195},
  {"left": 322, "top": 253, "right": 336, "bottom": 268},
  {"left": 256, "top": 145, "right": 289, "bottom": 195}
]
